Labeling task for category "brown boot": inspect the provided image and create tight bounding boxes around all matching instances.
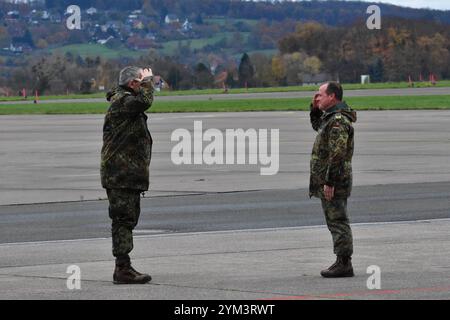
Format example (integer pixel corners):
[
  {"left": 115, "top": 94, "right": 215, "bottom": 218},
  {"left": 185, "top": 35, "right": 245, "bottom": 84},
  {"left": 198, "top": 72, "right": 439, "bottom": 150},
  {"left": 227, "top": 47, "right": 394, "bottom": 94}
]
[
  {"left": 320, "top": 256, "right": 354, "bottom": 278},
  {"left": 113, "top": 260, "right": 152, "bottom": 285}
]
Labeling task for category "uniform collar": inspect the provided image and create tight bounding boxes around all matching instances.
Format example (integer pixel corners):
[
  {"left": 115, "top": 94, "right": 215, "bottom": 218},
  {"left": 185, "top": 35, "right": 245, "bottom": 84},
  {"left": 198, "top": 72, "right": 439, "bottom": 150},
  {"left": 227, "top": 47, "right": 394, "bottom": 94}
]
[
  {"left": 119, "top": 85, "right": 138, "bottom": 95},
  {"left": 324, "top": 101, "right": 348, "bottom": 115}
]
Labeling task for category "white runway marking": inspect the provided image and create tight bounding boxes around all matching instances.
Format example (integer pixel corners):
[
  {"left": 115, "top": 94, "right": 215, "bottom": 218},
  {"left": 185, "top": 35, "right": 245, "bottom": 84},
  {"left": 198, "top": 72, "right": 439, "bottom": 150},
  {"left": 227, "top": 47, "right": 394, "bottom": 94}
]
[{"left": 1, "top": 218, "right": 449, "bottom": 247}]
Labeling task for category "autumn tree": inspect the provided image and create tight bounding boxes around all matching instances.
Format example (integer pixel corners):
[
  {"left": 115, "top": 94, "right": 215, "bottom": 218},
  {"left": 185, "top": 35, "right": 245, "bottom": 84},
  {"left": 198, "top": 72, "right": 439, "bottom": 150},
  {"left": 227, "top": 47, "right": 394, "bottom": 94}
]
[
  {"left": 0, "top": 26, "right": 10, "bottom": 47},
  {"left": 271, "top": 55, "right": 286, "bottom": 85},
  {"left": 250, "top": 53, "right": 277, "bottom": 87},
  {"left": 194, "top": 62, "right": 213, "bottom": 89}
]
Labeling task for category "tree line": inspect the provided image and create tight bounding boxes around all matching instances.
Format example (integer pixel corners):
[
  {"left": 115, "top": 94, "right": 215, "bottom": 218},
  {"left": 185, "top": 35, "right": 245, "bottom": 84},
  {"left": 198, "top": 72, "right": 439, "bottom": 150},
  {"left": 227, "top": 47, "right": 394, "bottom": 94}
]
[
  {"left": 39, "top": 0, "right": 450, "bottom": 26},
  {"left": 1, "top": 17, "right": 449, "bottom": 95},
  {"left": 278, "top": 18, "right": 450, "bottom": 83}
]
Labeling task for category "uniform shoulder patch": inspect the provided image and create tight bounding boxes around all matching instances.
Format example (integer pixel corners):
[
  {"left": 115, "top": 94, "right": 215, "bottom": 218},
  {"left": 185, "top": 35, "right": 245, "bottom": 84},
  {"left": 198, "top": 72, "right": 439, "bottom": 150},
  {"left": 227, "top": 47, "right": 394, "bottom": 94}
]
[{"left": 331, "top": 115, "right": 343, "bottom": 130}]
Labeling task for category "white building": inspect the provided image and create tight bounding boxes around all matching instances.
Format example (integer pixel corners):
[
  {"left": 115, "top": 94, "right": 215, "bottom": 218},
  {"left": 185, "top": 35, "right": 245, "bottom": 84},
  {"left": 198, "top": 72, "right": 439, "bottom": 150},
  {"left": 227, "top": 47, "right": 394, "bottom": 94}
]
[
  {"left": 86, "top": 7, "right": 97, "bottom": 15},
  {"left": 182, "top": 19, "right": 192, "bottom": 32},
  {"left": 165, "top": 14, "right": 179, "bottom": 24},
  {"left": 97, "top": 36, "right": 114, "bottom": 45}
]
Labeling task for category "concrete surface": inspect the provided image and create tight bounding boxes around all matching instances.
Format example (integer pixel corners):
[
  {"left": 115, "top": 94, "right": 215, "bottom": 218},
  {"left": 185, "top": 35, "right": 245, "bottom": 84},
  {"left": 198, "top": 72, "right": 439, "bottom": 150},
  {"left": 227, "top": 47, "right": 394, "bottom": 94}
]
[
  {"left": 0, "top": 110, "right": 449, "bottom": 205},
  {"left": 0, "top": 219, "right": 448, "bottom": 300},
  {"left": 0, "top": 109, "right": 449, "bottom": 300}
]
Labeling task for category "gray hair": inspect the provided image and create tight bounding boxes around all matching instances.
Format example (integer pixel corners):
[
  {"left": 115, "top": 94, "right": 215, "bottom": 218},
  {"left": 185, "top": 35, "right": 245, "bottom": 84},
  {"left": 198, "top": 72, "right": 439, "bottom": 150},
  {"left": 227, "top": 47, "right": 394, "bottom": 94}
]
[{"left": 119, "top": 66, "right": 142, "bottom": 86}]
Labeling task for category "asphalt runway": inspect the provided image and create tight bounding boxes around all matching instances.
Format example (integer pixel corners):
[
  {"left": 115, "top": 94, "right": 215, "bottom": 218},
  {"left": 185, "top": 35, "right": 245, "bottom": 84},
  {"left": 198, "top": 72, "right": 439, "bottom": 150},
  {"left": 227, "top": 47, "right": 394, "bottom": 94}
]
[
  {"left": 0, "top": 182, "right": 448, "bottom": 244},
  {"left": 1, "top": 87, "right": 449, "bottom": 105},
  {"left": 0, "top": 110, "right": 449, "bottom": 300}
]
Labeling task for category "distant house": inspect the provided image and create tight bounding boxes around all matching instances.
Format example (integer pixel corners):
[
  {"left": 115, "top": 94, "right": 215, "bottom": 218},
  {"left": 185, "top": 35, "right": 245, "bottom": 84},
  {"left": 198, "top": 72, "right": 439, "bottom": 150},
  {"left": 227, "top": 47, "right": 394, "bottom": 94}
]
[
  {"left": 165, "top": 14, "right": 179, "bottom": 24},
  {"left": 97, "top": 36, "right": 114, "bottom": 45},
  {"left": 41, "top": 10, "right": 50, "bottom": 20},
  {"left": 86, "top": 7, "right": 97, "bottom": 15},
  {"left": 6, "top": 11, "right": 20, "bottom": 19},
  {"left": 182, "top": 19, "right": 192, "bottom": 32},
  {"left": 5, "top": 43, "right": 23, "bottom": 54}
]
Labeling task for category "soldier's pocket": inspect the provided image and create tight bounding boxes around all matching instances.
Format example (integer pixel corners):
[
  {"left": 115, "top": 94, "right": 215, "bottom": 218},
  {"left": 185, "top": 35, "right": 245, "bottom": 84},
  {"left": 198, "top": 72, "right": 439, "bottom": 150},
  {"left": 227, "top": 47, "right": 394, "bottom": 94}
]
[{"left": 311, "top": 161, "right": 327, "bottom": 185}]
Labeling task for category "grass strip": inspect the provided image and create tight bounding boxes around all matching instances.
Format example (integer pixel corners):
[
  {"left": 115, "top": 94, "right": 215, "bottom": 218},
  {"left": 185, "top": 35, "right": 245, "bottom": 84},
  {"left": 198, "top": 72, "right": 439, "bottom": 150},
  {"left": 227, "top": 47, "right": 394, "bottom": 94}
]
[
  {"left": 1, "top": 81, "right": 449, "bottom": 102},
  {"left": 0, "top": 95, "right": 449, "bottom": 115}
]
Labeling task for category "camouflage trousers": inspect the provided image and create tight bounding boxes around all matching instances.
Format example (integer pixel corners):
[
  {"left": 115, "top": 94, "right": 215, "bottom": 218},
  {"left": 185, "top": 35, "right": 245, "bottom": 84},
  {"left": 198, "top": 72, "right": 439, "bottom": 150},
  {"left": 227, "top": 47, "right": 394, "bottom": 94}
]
[
  {"left": 321, "top": 198, "right": 353, "bottom": 257},
  {"left": 106, "top": 189, "right": 141, "bottom": 262}
]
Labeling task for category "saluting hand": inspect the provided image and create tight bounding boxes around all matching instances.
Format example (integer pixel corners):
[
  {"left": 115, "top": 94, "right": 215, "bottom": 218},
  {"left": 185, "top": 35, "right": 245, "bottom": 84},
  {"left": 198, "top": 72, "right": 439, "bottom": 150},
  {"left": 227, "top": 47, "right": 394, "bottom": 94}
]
[
  {"left": 312, "top": 93, "right": 320, "bottom": 109},
  {"left": 142, "top": 68, "right": 153, "bottom": 79}
]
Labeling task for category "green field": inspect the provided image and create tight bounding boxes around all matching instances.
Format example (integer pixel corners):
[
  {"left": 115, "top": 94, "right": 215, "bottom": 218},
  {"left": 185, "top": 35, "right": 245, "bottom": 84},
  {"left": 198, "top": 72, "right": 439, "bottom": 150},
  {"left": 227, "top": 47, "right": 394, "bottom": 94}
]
[
  {"left": 2, "top": 81, "right": 449, "bottom": 102},
  {"left": 49, "top": 43, "right": 144, "bottom": 59},
  {"left": 238, "top": 49, "right": 278, "bottom": 57},
  {"left": 204, "top": 18, "right": 260, "bottom": 28},
  {"left": 1, "top": 95, "right": 449, "bottom": 115},
  {"left": 160, "top": 32, "right": 250, "bottom": 55},
  {"left": 28, "top": 30, "right": 254, "bottom": 59}
]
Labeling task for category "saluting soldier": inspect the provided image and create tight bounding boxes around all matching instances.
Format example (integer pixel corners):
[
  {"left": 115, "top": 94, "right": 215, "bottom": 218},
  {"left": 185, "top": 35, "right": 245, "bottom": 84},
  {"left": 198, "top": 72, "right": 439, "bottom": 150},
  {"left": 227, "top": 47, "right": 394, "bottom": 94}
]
[
  {"left": 101, "top": 66, "right": 154, "bottom": 284},
  {"left": 309, "top": 81, "right": 357, "bottom": 278}
]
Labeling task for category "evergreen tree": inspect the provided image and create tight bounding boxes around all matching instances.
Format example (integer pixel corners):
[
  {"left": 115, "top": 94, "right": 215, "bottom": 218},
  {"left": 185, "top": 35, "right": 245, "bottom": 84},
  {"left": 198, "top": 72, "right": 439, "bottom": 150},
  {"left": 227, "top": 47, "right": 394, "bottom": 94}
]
[
  {"left": 238, "top": 53, "right": 254, "bottom": 88},
  {"left": 369, "top": 58, "right": 384, "bottom": 82},
  {"left": 195, "top": 13, "right": 204, "bottom": 25}
]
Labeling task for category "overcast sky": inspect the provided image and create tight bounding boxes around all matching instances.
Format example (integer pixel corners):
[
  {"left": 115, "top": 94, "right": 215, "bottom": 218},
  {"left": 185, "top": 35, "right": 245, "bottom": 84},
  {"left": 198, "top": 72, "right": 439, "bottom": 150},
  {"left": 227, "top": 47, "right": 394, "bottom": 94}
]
[
  {"left": 344, "top": 0, "right": 450, "bottom": 11},
  {"left": 271, "top": 1, "right": 450, "bottom": 11}
]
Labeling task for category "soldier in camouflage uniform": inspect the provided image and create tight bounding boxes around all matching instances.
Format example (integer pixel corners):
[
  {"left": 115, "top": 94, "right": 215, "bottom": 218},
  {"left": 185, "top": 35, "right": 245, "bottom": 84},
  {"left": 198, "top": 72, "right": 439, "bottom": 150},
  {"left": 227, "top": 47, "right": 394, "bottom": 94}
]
[
  {"left": 309, "top": 81, "right": 357, "bottom": 278},
  {"left": 101, "top": 66, "right": 154, "bottom": 284}
]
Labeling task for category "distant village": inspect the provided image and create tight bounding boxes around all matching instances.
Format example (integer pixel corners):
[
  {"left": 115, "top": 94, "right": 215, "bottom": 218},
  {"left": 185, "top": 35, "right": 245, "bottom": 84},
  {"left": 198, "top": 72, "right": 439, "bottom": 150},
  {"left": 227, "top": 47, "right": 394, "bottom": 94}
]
[
  {"left": 2, "top": 0, "right": 196, "bottom": 54},
  {"left": 1, "top": 0, "right": 448, "bottom": 96}
]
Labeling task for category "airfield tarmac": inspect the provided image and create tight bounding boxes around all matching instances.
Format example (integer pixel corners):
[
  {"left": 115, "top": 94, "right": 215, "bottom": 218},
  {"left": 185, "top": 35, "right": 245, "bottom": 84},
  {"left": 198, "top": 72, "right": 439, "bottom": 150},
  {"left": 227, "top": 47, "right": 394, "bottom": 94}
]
[{"left": 0, "top": 110, "right": 449, "bottom": 299}]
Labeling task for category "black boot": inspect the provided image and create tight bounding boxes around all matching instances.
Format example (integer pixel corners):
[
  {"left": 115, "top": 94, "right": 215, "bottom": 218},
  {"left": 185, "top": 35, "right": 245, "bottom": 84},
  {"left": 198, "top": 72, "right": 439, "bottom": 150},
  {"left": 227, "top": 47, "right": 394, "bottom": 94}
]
[
  {"left": 113, "top": 256, "right": 152, "bottom": 284},
  {"left": 320, "top": 256, "right": 354, "bottom": 278}
]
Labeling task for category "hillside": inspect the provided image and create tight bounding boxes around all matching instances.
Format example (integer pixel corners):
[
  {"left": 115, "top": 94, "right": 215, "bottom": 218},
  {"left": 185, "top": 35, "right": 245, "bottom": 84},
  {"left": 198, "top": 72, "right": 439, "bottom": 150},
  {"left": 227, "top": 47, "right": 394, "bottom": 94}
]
[
  {"left": 0, "top": 0, "right": 449, "bottom": 95},
  {"left": 40, "top": 0, "right": 450, "bottom": 25},
  {"left": 1, "top": 0, "right": 449, "bottom": 60}
]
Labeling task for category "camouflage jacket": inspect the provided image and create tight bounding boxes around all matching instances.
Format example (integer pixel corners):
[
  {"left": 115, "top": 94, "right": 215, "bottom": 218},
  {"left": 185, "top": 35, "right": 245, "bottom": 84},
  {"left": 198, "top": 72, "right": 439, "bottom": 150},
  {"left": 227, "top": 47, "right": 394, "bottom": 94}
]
[
  {"left": 309, "top": 101, "right": 357, "bottom": 199},
  {"left": 100, "top": 82, "right": 154, "bottom": 191}
]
